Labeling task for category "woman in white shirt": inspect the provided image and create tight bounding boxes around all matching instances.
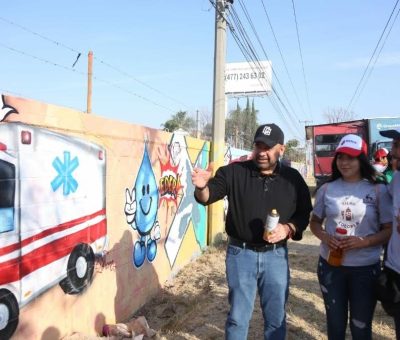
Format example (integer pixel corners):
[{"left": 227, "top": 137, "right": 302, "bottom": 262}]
[{"left": 310, "top": 134, "right": 392, "bottom": 340}]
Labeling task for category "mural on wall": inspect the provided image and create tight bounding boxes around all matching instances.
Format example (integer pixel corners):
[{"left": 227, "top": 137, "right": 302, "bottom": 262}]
[
  {"left": 0, "top": 95, "right": 18, "bottom": 121},
  {"left": 164, "top": 133, "right": 208, "bottom": 268},
  {"left": 124, "top": 133, "right": 209, "bottom": 269},
  {"left": 0, "top": 119, "right": 107, "bottom": 339},
  {"left": 0, "top": 94, "right": 213, "bottom": 338},
  {"left": 124, "top": 142, "right": 161, "bottom": 268},
  {"left": 224, "top": 145, "right": 232, "bottom": 164},
  {"left": 158, "top": 142, "right": 182, "bottom": 216}
]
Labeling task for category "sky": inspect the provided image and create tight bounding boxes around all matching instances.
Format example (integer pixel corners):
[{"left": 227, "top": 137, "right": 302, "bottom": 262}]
[{"left": 1, "top": 0, "right": 399, "bottom": 144}]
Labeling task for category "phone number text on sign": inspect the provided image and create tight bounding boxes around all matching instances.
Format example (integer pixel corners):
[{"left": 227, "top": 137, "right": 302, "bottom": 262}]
[
  {"left": 225, "top": 72, "right": 266, "bottom": 81},
  {"left": 225, "top": 61, "right": 272, "bottom": 95}
]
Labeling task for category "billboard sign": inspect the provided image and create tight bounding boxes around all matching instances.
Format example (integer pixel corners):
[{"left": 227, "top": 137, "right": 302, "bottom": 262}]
[
  {"left": 369, "top": 117, "right": 400, "bottom": 144},
  {"left": 225, "top": 61, "right": 272, "bottom": 96}
]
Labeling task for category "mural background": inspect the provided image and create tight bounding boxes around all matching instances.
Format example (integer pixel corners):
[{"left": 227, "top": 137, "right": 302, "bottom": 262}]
[{"left": 0, "top": 94, "right": 210, "bottom": 339}]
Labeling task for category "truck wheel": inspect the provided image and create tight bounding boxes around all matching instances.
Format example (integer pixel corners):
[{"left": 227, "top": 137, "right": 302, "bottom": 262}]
[
  {"left": 0, "top": 289, "right": 19, "bottom": 340},
  {"left": 59, "top": 243, "right": 95, "bottom": 295}
]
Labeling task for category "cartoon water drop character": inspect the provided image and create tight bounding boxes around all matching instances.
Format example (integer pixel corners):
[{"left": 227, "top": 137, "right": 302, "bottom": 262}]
[{"left": 124, "top": 144, "right": 160, "bottom": 267}]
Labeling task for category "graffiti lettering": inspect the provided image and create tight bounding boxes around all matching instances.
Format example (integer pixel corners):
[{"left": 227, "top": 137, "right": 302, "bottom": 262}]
[
  {"left": 159, "top": 174, "right": 181, "bottom": 200},
  {"left": 95, "top": 255, "right": 116, "bottom": 272}
]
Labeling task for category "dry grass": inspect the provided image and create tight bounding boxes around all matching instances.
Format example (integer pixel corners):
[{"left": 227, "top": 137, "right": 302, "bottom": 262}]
[
  {"left": 137, "top": 231, "right": 395, "bottom": 340},
  {"left": 65, "top": 231, "right": 395, "bottom": 339}
]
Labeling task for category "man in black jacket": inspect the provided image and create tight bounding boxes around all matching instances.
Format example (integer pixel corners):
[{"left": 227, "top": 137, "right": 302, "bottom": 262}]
[{"left": 192, "top": 123, "right": 312, "bottom": 340}]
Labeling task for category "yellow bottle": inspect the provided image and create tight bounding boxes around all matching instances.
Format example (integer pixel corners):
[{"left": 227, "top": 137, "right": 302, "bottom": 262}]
[{"left": 327, "top": 227, "right": 347, "bottom": 266}]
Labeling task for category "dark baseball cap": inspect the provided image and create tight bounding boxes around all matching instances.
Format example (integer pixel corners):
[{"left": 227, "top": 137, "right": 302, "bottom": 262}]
[
  {"left": 253, "top": 124, "right": 284, "bottom": 147},
  {"left": 379, "top": 128, "right": 400, "bottom": 140}
]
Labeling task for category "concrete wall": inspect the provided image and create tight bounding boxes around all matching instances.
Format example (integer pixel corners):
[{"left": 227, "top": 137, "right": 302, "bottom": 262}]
[{"left": 0, "top": 94, "right": 209, "bottom": 339}]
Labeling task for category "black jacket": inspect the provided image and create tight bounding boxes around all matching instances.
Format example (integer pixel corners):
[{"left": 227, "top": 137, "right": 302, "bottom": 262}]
[{"left": 197, "top": 160, "right": 312, "bottom": 243}]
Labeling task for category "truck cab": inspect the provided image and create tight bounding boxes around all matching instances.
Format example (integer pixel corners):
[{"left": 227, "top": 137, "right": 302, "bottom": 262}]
[{"left": 306, "top": 120, "right": 366, "bottom": 185}]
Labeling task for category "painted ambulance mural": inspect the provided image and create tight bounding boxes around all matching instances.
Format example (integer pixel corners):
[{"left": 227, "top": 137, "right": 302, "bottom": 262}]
[
  {"left": 0, "top": 93, "right": 230, "bottom": 338},
  {"left": 0, "top": 122, "right": 107, "bottom": 339}
]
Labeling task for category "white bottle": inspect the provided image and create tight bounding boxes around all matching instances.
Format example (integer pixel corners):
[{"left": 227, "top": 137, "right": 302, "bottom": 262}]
[{"left": 263, "top": 209, "right": 279, "bottom": 241}]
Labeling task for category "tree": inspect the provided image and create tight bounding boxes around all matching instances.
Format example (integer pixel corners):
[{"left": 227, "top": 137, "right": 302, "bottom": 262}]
[
  {"left": 225, "top": 99, "right": 259, "bottom": 149},
  {"left": 199, "top": 110, "right": 212, "bottom": 140},
  {"left": 202, "top": 122, "right": 213, "bottom": 140},
  {"left": 161, "top": 111, "right": 196, "bottom": 134},
  {"left": 225, "top": 102, "right": 243, "bottom": 148},
  {"left": 323, "top": 107, "right": 357, "bottom": 123},
  {"left": 284, "top": 139, "right": 306, "bottom": 163},
  {"left": 248, "top": 99, "right": 258, "bottom": 146}
]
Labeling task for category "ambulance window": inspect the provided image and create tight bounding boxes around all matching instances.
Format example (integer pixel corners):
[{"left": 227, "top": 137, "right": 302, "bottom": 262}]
[{"left": 0, "top": 159, "right": 15, "bottom": 233}]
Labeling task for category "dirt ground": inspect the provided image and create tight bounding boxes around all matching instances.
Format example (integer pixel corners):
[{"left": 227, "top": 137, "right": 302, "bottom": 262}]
[
  {"left": 135, "top": 230, "right": 395, "bottom": 340},
  {"left": 66, "top": 230, "right": 396, "bottom": 340}
]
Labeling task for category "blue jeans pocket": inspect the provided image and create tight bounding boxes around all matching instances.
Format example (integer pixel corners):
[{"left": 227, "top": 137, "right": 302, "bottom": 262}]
[
  {"left": 227, "top": 244, "right": 243, "bottom": 256},
  {"left": 273, "top": 245, "right": 287, "bottom": 257}
]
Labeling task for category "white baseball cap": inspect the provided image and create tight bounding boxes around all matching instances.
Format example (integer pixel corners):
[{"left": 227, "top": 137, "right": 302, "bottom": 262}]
[{"left": 335, "top": 134, "right": 367, "bottom": 157}]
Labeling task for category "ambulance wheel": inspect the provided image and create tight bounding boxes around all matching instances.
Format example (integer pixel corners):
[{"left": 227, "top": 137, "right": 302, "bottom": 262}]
[
  {"left": 59, "top": 243, "right": 95, "bottom": 295},
  {"left": 0, "top": 289, "right": 19, "bottom": 340}
]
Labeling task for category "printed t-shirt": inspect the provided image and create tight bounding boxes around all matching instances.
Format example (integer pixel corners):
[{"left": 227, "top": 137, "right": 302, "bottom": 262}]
[{"left": 313, "top": 178, "right": 392, "bottom": 266}]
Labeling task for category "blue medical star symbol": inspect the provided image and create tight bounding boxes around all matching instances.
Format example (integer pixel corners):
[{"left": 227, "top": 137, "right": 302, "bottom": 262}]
[{"left": 51, "top": 151, "right": 79, "bottom": 195}]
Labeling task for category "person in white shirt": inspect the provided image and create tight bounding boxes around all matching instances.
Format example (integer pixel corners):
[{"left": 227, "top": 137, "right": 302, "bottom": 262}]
[
  {"left": 379, "top": 128, "right": 400, "bottom": 339},
  {"left": 310, "top": 134, "right": 392, "bottom": 340}
]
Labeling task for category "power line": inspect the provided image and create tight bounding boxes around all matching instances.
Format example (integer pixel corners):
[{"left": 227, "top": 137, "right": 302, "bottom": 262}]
[
  {"left": 290, "top": 0, "right": 312, "bottom": 120},
  {"left": 0, "top": 16, "right": 80, "bottom": 54},
  {"left": 0, "top": 42, "right": 176, "bottom": 113},
  {"left": 259, "top": 0, "right": 307, "bottom": 118},
  {"left": 0, "top": 15, "right": 189, "bottom": 109},
  {"left": 355, "top": 5, "right": 400, "bottom": 106},
  {"left": 347, "top": 0, "right": 400, "bottom": 111},
  {"left": 228, "top": 2, "right": 303, "bottom": 139},
  {"left": 94, "top": 58, "right": 189, "bottom": 109},
  {"left": 235, "top": 1, "right": 301, "bottom": 123},
  {"left": 227, "top": 12, "right": 297, "bottom": 134}
]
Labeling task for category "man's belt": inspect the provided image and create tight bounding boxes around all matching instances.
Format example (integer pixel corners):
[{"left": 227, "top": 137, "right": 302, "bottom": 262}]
[{"left": 228, "top": 237, "right": 286, "bottom": 252}]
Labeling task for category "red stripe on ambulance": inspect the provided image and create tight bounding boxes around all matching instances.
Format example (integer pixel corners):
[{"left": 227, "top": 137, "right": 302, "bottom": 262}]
[
  {"left": 0, "top": 209, "right": 106, "bottom": 257},
  {"left": 0, "top": 218, "right": 106, "bottom": 285}
]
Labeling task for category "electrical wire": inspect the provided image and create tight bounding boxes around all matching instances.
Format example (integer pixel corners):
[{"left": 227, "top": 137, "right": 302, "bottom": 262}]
[
  {"left": 0, "top": 15, "right": 189, "bottom": 109},
  {"left": 347, "top": 0, "right": 400, "bottom": 111},
  {"left": 234, "top": 1, "right": 301, "bottom": 126},
  {"left": 352, "top": 4, "right": 400, "bottom": 108},
  {"left": 0, "top": 42, "right": 176, "bottom": 113},
  {"left": 260, "top": 0, "right": 307, "bottom": 119},
  {"left": 290, "top": 0, "right": 312, "bottom": 120},
  {"left": 228, "top": 2, "right": 303, "bottom": 139}
]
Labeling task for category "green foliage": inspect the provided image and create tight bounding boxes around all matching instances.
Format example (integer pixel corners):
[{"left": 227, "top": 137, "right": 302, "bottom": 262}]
[
  {"left": 284, "top": 139, "right": 305, "bottom": 162},
  {"left": 286, "top": 139, "right": 299, "bottom": 149},
  {"left": 162, "top": 101, "right": 260, "bottom": 145},
  {"left": 225, "top": 99, "right": 258, "bottom": 149},
  {"left": 161, "top": 111, "right": 196, "bottom": 134}
]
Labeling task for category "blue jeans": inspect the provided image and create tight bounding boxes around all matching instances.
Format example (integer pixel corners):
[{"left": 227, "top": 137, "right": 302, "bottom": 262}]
[
  {"left": 225, "top": 244, "right": 289, "bottom": 340},
  {"left": 317, "top": 257, "right": 380, "bottom": 340},
  {"left": 395, "top": 312, "right": 400, "bottom": 340}
]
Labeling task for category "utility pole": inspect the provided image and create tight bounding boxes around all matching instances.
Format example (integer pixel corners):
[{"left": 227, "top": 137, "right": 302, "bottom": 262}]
[
  {"left": 87, "top": 51, "right": 93, "bottom": 114},
  {"left": 299, "top": 120, "right": 313, "bottom": 126},
  {"left": 209, "top": 0, "right": 228, "bottom": 244}
]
